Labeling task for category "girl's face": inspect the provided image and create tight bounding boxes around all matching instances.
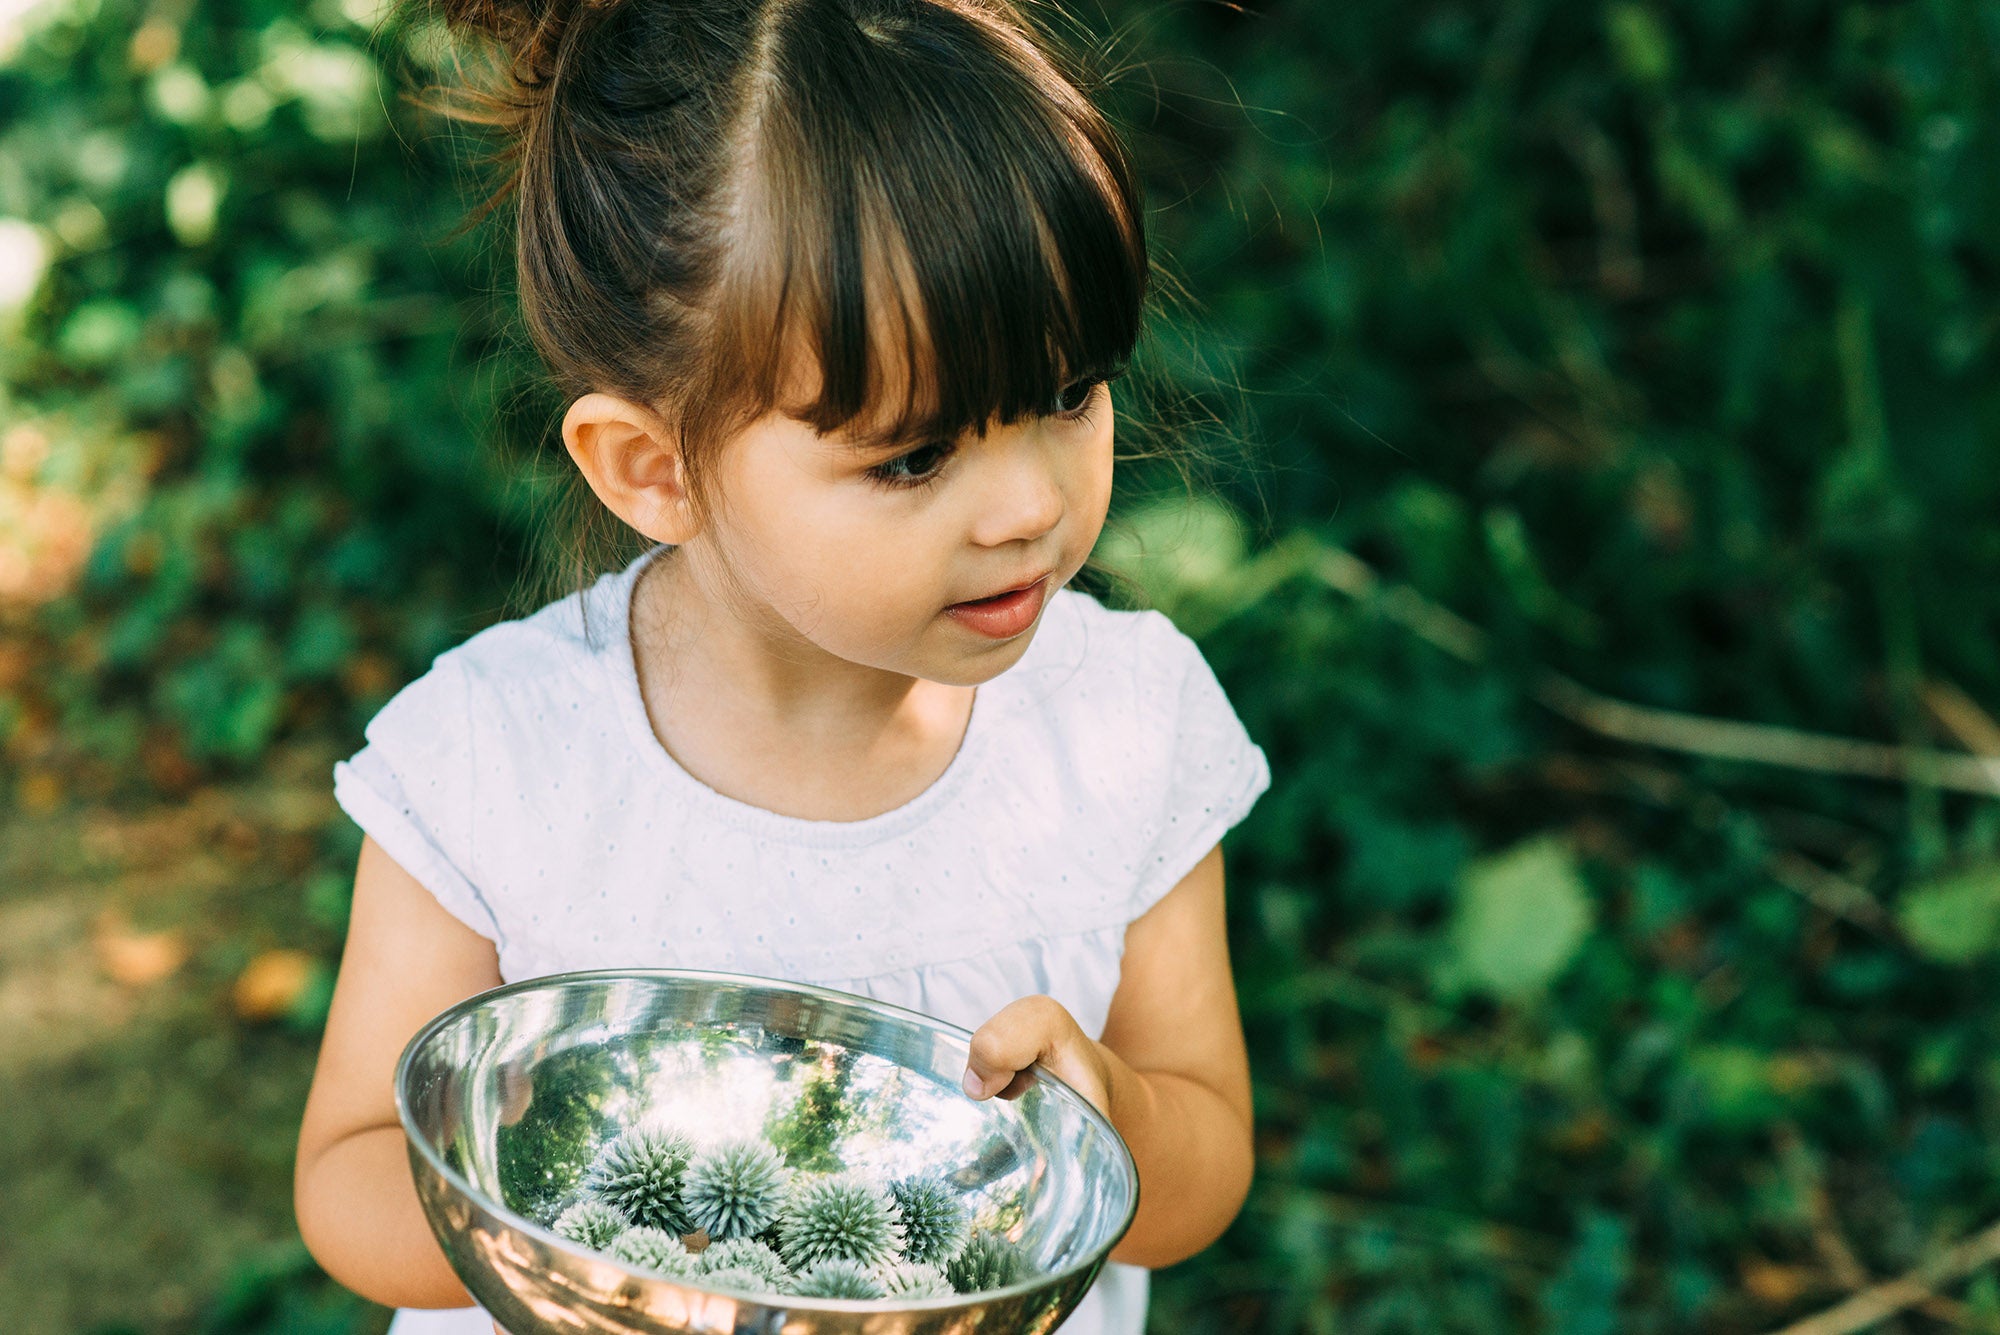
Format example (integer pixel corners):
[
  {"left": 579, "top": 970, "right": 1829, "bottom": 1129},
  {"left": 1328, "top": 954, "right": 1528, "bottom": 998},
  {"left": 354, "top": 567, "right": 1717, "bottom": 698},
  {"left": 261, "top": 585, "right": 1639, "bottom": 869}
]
[{"left": 697, "top": 375, "right": 1116, "bottom": 688}]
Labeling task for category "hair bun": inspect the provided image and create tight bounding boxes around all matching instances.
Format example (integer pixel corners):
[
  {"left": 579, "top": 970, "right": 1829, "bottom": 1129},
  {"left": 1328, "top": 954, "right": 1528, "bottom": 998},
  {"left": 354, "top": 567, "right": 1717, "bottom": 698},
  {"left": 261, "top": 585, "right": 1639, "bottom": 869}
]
[
  {"left": 435, "top": 0, "right": 613, "bottom": 90},
  {"left": 452, "top": 0, "right": 614, "bottom": 71},
  {"left": 436, "top": 0, "right": 548, "bottom": 41}
]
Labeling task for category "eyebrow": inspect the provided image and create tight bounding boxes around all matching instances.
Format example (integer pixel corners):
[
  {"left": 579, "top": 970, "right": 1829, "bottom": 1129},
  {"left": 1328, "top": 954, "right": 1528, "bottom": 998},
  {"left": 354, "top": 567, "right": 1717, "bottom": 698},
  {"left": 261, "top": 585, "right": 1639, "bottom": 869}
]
[
  {"left": 827, "top": 413, "right": 942, "bottom": 452},
  {"left": 824, "top": 357, "right": 1133, "bottom": 456},
  {"left": 787, "top": 410, "right": 949, "bottom": 456},
  {"left": 831, "top": 407, "right": 1013, "bottom": 454}
]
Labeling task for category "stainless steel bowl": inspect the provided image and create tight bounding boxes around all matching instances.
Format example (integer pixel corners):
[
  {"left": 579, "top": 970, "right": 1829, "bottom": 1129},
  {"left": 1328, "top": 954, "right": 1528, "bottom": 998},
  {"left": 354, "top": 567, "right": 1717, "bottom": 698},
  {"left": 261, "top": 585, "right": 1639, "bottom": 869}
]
[{"left": 395, "top": 969, "right": 1140, "bottom": 1334}]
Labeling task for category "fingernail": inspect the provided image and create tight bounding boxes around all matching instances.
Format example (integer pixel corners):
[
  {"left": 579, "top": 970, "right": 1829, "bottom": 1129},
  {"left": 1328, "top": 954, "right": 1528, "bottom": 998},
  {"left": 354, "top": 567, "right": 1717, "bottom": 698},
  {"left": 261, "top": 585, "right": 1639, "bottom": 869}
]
[{"left": 962, "top": 1068, "right": 984, "bottom": 1099}]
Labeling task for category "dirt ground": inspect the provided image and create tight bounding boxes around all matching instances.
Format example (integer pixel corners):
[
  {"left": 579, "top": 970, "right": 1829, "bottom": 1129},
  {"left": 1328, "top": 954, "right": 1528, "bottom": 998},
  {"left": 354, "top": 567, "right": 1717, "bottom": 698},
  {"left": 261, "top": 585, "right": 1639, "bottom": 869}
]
[{"left": 0, "top": 740, "right": 392, "bottom": 1335}]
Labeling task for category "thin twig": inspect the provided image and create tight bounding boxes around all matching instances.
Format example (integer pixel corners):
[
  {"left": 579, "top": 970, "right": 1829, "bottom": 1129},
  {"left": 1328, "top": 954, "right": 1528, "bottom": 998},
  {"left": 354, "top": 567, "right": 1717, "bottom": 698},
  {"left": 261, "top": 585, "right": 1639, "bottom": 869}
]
[
  {"left": 1300, "top": 545, "right": 2000, "bottom": 799},
  {"left": 1773, "top": 1121, "right": 1871, "bottom": 1292},
  {"left": 1762, "top": 1218, "right": 2000, "bottom": 1335},
  {"left": 1915, "top": 1292, "right": 2000, "bottom": 1333},
  {"left": 1925, "top": 681, "right": 2000, "bottom": 759},
  {"left": 1931, "top": 1293, "right": 2000, "bottom": 1332},
  {"left": 1533, "top": 675, "right": 2000, "bottom": 799},
  {"left": 1766, "top": 852, "right": 1896, "bottom": 939}
]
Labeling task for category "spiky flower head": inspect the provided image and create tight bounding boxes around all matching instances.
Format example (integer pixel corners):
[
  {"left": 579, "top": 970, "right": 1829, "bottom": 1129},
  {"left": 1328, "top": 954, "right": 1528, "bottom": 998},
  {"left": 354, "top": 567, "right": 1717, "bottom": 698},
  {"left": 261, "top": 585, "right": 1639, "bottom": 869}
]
[
  {"left": 683, "top": 1138, "right": 792, "bottom": 1241},
  {"left": 608, "top": 1226, "right": 698, "bottom": 1277},
  {"left": 581, "top": 1127, "right": 697, "bottom": 1234},
  {"left": 887, "top": 1174, "right": 970, "bottom": 1266},
  {"left": 788, "top": 1257, "right": 886, "bottom": 1300},
  {"left": 698, "top": 1237, "right": 791, "bottom": 1288},
  {"left": 700, "top": 1264, "right": 779, "bottom": 1295},
  {"left": 945, "top": 1230, "right": 1028, "bottom": 1294},
  {"left": 775, "top": 1171, "right": 906, "bottom": 1271},
  {"left": 876, "top": 1260, "right": 955, "bottom": 1300},
  {"left": 552, "top": 1199, "right": 629, "bottom": 1250}
]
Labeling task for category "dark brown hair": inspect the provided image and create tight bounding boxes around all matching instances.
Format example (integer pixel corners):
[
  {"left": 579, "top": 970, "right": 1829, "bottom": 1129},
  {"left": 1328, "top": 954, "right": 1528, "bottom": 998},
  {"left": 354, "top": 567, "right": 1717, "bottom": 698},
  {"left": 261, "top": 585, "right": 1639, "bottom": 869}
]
[{"left": 391, "top": 0, "right": 1168, "bottom": 610}]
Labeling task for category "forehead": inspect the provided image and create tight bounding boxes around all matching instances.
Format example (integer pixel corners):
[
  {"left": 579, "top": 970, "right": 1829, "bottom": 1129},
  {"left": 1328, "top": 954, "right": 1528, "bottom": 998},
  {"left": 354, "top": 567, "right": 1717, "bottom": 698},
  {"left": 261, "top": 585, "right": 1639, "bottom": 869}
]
[
  {"left": 677, "top": 0, "right": 1148, "bottom": 471},
  {"left": 770, "top": 252, "right": 979, "bottom": 451},
  {"left": 719, "top": 106, "right": 1143, "bottom": 457}
]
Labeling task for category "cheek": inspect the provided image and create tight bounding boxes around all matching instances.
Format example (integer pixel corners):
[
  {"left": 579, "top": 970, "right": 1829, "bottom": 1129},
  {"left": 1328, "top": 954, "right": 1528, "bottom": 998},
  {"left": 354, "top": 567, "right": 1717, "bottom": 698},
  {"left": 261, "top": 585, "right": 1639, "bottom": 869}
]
[
  {"left": 708, "top": 444, "right": 837, "bottom": 600},
  {"left": 1069, "top": 416, "right": 1116, "bottom": 546},
  {"left": 718, "top": 450, "right": 944, "bottom": 634},
  {"left": 791, "top": 527, "right": 952, "bottom": 657}
]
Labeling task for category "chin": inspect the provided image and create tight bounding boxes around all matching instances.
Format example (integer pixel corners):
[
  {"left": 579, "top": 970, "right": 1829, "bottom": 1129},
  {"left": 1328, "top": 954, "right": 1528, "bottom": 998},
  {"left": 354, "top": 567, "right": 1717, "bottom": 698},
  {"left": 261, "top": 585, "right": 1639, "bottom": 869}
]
[{"left": 914, "top": 627, "right": 1041, "bottom": 687}]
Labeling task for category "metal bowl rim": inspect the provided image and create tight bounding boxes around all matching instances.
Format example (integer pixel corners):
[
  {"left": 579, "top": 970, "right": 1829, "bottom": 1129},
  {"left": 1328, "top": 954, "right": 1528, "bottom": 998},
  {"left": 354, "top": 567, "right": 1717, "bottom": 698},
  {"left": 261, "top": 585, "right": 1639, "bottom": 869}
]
[{"left": 393, "top": 965, "right": 1142, "bottom": 1313}]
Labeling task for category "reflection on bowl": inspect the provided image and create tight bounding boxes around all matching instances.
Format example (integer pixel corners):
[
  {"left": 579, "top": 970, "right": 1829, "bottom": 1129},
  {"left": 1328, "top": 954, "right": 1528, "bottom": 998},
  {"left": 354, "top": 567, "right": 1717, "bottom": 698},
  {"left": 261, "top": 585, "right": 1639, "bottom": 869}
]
[{"left": 396, "top": 969, "right": 1140, "bottom": 1333}]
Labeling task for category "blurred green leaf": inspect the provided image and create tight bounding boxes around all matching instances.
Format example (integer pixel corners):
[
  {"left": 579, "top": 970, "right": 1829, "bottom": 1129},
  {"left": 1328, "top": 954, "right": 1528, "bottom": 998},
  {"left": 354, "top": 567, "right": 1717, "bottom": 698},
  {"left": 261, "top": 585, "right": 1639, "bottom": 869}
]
[
  {"left": 303, "top": 868, "right": 353, "bottom": 931},
  {"left": 55, "top": 299, "right": 143, "bottom": 367},
  {"left": 1441, "top": 835, "right": 1595, "bottom": 1001},
  {"left": 1897, "top": 862, "right": 2000, "bottom": 965},
  {"left": 1605, "top": 5, "right": 1673, "bottom": 86},
  {"left": 1091, "top": 494, "right": 1257, "bottom": 635},
  {"left": 1680, "top": 1044, "right": 1786, "bottom": 1132},
  {"left": 1541, "top": 1208, "right": 1630, "bottom": 1335}
]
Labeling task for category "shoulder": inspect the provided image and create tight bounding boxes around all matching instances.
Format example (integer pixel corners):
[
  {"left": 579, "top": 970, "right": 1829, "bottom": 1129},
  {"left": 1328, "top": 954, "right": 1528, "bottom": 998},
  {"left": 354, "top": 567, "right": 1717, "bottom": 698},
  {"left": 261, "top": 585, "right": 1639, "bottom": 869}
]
[
  {"left": 457, "top": 562, "right": 633, "bottom": 684},
  {"left": 360, "top": 560, "right": 635, "bottom": 750},
  {"left": 1032, "top": 587, "right": 1264, "bottom": 787},
  {"left": 994, "top": 589, "right": 1235, "bottom": 785},
  {"left": 1025, "top": 588, "right": 1216, "bottom": 706},
  {"left": 995, "top": 588, "right": 1269, "bottom": 922}
]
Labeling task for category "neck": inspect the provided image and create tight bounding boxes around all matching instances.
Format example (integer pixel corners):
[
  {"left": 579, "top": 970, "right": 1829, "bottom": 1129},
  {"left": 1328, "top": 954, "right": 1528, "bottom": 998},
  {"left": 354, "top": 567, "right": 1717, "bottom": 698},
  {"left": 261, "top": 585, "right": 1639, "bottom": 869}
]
[{"left": 639, "top": 544, "right": 937, "bottom": 732}]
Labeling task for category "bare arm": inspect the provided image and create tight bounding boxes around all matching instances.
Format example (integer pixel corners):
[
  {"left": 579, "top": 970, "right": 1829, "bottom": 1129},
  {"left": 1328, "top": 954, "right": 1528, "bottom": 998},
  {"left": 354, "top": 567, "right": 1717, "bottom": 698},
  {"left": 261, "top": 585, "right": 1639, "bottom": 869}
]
[
  {"left": 1098, "top": 844, "right": 1255, "bottom": 1269},
  {"left": 960, "top": 845, "right": 1254, "bottom": 1268},
  {"left": 294, "top": 834, "right": 506, "bottom": 1310}
]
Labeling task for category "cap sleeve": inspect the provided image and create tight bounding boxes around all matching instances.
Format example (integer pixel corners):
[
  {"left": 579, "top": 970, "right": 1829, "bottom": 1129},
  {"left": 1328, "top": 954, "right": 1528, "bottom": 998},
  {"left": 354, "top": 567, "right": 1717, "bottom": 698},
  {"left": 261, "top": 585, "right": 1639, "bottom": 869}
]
[
  {"left": 331, "top": 653, "right": 503, "bottom": 948},
  {"left": 1127, "top": 612, "right": 1271, "bottom": 919}
]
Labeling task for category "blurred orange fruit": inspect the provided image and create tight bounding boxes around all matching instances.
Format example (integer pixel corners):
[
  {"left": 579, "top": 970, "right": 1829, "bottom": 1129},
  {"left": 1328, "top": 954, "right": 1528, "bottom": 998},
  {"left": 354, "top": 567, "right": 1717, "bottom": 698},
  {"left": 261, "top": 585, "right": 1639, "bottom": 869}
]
[
  {"left": 233, "top": 949, "right": 316, "bottom": 1021},
  {"left": 92, "top": 912, "right": 189, "bottom": 987}
]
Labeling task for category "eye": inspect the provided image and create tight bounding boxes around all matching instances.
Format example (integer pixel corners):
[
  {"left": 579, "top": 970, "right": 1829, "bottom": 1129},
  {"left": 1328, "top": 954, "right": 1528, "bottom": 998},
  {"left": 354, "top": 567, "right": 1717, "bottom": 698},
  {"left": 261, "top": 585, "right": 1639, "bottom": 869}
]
[
  {"left": 1051, "top": 375, "right": 1104, "bottom": 419},
  {"left": 866, "top": 439, "right": 955, "bottom": 489}
]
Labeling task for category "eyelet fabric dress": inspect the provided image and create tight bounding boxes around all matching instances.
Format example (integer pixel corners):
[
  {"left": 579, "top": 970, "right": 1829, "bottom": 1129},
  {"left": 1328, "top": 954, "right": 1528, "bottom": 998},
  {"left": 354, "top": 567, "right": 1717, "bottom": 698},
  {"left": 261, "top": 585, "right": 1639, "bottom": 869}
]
[{"left": 333, "top": 543, "right": 1271, "bottom": 1335}]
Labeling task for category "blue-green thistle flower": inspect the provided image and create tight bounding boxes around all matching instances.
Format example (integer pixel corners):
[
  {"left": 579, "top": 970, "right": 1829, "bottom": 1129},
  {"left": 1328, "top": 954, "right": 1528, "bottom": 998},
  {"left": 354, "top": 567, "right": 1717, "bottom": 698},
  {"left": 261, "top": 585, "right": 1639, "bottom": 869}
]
[
  {"left": 775, "top": 1171, "right": 906, "bottom": 1270},
  {"left": 552, "top": 1199, "right": 629, "bottom": 1249},
  {"left": 608, "top": 1225, "right": 698, "bottom": 1276},
  {"left": 700, "top": 1264, "right": 778, "bottom": 1295},
  {"left": 945, "top": 1230, "right": 1027, "bottom": 1294},
  {"left": 683, "top": 1138, "right": 792, "bottom": 1241},
  {"left": 788, "top": 1258, "right": 885, "bottom": 1300},
  {"left": 698, "top": 1237, "right": 790, "bottom": 1287},
  {"left": 582, "top": 1127, "right": 697, "bottom": 1234},
  {"left": 886, "top": 1174, "right": 970, "bottom": 1265},
  {"left": 876, "top": 1260, "right": 955, "bottom": 1299}
]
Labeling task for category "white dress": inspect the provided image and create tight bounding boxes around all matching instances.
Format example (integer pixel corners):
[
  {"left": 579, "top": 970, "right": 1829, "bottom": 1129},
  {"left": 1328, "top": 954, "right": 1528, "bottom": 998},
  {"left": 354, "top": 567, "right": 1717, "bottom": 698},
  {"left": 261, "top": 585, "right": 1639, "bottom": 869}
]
[{"left": 332, "top": 543, "right": 1271, "bottom": 1335}]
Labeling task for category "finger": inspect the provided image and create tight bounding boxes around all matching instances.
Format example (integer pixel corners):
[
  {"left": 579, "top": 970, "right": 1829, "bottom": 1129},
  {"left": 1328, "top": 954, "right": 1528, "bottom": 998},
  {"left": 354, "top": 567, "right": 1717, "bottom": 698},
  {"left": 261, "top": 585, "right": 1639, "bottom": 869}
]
[
  {"left": 963, "top": 996, "right": 1065, "bottom": 1099},
  {"left": 995, "top": 1068, "right": 1037, "bottom": 1100},
  {"left": 964, "top": 996, "right": 1053, "bottom": 1093}
]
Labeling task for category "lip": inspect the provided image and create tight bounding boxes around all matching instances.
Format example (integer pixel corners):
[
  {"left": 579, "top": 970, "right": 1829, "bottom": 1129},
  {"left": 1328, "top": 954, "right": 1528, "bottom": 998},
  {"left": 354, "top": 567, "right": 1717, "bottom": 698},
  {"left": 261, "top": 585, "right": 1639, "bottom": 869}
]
[
  {"left": 943, "top": 573, "right": 1052, "bottom": 640},
  {"left": 958, "top": 570, "right": 1055, "bottom": 605}
]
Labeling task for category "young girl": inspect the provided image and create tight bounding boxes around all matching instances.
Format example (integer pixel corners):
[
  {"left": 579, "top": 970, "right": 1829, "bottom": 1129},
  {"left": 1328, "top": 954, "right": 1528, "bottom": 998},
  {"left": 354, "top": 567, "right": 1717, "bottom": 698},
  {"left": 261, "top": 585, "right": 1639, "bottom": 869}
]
[{"left": 293, "top": 0, "right": 1270, "bottom": 1331}]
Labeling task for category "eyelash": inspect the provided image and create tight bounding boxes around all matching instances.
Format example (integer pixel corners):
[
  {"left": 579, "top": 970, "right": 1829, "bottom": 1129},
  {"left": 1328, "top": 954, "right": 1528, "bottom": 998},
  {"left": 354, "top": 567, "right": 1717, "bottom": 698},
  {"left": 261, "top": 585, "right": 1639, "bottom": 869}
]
[{"left": 864, "top": 373, "right": 1115, "bottom": 491}]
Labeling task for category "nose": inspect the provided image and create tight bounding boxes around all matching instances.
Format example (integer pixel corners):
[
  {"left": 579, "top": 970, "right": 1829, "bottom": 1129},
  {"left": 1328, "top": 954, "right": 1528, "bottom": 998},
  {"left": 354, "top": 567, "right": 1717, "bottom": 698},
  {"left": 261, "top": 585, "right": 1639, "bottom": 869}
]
[{"left": 967, "top": 426, "right": 1066, "bottom": 549}]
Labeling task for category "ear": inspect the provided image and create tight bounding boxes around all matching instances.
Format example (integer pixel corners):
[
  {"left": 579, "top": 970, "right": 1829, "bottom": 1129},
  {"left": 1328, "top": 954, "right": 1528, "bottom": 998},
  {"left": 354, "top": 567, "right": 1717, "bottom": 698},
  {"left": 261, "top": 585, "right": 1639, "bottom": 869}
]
[{"left": 562, "top": 393, "right": 700, "bottom": 544}]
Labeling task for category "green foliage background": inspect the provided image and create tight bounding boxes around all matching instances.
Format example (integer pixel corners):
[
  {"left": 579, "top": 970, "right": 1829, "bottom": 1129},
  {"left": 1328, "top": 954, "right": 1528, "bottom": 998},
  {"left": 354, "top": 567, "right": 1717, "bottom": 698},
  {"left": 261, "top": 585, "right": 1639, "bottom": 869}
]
[{"left": 4, "top": 0, "right": 2000, "bottom": 1330}]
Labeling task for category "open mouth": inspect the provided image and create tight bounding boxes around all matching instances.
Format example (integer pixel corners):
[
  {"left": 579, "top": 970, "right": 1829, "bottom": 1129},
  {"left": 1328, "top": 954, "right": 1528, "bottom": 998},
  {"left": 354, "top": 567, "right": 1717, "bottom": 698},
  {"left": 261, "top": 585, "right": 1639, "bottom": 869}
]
[
  {"left": 944, "top": 575, "right": 1051, "bottom": 639},
  {"left": 961, "top": 582, "right": 1038, "bottom": 605},
  {"left": 952, "top": 571, "right": 1054, "bottom": 608}
]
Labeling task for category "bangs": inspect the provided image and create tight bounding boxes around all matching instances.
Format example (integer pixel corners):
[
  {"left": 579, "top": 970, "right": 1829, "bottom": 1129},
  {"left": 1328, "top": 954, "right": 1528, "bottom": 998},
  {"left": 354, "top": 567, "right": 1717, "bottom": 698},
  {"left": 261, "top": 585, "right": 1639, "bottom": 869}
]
[{"left": 699, "top": 0, "right": 1148, "bottom": 453}]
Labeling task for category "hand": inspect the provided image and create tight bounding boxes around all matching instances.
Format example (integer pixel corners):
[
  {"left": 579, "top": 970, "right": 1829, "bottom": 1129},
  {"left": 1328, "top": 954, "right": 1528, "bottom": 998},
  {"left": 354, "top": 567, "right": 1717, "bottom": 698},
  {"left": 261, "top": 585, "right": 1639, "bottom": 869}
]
[{"left": 962, "top": 995, "right": 1113, "bottom": 1117}]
